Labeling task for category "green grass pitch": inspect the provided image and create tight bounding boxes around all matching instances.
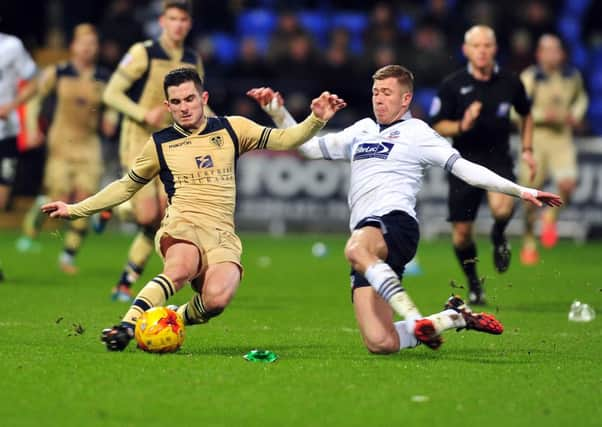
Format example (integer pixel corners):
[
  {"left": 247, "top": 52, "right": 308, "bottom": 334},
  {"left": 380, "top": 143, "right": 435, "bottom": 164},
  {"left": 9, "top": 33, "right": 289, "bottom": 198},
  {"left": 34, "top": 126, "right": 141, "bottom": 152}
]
[{"left": 0, "top": 230, "right": 600, "bottom": 427}]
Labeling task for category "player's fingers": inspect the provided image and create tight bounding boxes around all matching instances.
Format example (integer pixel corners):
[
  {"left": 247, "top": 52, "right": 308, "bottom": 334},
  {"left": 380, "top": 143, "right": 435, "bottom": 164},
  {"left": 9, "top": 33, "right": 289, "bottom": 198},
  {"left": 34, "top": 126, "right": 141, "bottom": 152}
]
[
  {"left": 320, "top": 91, "right": 331, "bottom": 100},
  {"left": 525, "top": 193, "right": 542, "bottom": 207},
  {"left": 275, "top": 92, "right": 284, "bottom": 106}
]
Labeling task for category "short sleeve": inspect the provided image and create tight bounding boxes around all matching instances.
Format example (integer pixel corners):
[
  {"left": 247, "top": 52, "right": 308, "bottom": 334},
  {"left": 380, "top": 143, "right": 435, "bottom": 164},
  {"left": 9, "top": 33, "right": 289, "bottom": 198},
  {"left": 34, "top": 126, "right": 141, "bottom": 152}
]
[
  {"left": 116, "top": 43, "right": 149, "bottom": 82},
  {"left": 226, "top": 115, "right": 267, "bottom": 153},
  {"left": 429, "top": 80, "right": 457, "bottom": 124},
  {"left": 414, "top": 122, "right": 460, "bottom": 170},
  {"left": 512, "top": 76, "right": 531, "bottom": 117},
  {"left": 15, "top": 40, "right": 36, "bottom": 80},
  {"left": 130, "top": 138, "right": 161, "bottom": 182}
]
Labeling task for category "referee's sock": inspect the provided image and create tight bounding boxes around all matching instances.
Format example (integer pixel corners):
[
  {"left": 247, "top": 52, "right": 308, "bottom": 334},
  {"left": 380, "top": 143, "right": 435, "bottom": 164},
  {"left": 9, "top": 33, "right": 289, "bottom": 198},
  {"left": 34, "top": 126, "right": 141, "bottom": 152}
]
[
  {"left": 491, "top": 217, "right": 511, "bottom": 246},
  {"left": 454, "top": 242, "right": 479, "bottom": 285}
]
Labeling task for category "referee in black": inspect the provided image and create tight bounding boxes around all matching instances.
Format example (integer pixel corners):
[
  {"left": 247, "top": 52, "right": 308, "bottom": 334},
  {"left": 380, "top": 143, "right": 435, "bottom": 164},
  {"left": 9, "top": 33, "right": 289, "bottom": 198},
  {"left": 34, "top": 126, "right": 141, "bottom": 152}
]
[{"left": 430, "top": 25, "right": 536, "bottom": 305}]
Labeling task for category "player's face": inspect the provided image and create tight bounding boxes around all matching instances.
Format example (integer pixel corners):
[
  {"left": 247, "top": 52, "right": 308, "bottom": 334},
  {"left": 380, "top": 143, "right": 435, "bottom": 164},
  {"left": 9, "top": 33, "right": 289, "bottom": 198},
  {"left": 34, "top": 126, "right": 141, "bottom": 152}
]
[
  {"left": 160, "top": 8, "right": 192, "bottom": 44},
  {"left": 372, "top": 77, "right": 412, "bottom": 125},
  {"left": 72, "top": 33, "right": 99, "bottom": 64},
  {"left": 463, "top": 30, "right": 497, "bottom": 69},
  {"left": 537, "top": 37, "right": 564, "bottom": 70},
  {"left": 165, "top": 81, "right": 208, "bottom": 129}
]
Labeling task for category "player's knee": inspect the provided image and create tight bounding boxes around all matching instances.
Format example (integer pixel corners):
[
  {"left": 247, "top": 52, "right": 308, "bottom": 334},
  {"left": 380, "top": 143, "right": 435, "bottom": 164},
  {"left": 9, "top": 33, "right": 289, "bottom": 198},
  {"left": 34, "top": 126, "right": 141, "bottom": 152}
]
[
  {"left": 163, "top": 265, "right": 194, "bottom": 290},
  {"left": 558, "top": 180, "right": 575, "bottom": 197},
  {"left": 202, "top": 286, "right": 234, "bottom": 314},
  {"left": 364, "top": 333, "right": 398, "bottom": 355},
  {"left": 344, "top": 241, "right": 367, "bottom": 267},
  {"left": 452, "top": 227, "right": 472, "bottom": 246}
]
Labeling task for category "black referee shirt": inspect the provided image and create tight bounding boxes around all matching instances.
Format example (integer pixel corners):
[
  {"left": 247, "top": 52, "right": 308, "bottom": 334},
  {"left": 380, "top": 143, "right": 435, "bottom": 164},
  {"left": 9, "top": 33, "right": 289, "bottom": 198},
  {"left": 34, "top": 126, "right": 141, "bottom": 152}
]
[{"left": 429, "top": 64, "right": 531, "bottom": 163}]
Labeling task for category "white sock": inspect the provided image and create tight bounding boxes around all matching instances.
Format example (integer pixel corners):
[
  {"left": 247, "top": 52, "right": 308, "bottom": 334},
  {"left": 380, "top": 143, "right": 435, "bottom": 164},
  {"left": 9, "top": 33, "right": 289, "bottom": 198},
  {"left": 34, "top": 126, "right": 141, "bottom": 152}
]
[
  {"left": 364, "top": 261, "right": 422, "bottom": 321},
  {"left": 394, "top": 320, "right": 419, "bottom": 349},
  {"left": 426, "top": 309, "right": 466, "bottom": 334}
]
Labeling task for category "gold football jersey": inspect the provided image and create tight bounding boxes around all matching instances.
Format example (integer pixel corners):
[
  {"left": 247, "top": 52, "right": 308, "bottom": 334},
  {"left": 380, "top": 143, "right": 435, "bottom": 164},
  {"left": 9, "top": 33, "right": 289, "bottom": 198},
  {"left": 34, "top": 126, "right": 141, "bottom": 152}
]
[
  {"left": 36, "top": 62, "right": 110, "bottom": 158},
  {"left": 521, "top": 65, "right": 588, "bottom": 137},
  {"left": 67, "top": 113, "right": 326, "bottom": 230}
]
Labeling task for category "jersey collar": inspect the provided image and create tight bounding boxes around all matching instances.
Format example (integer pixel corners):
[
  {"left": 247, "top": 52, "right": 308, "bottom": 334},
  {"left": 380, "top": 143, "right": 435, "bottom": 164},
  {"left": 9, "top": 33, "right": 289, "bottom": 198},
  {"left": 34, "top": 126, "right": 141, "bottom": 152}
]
[
  {"left": 172, "top": 117, "right": 208, "bottom": 137},
  {"left": 467, "top": 62, "right": 500, "bottom": 80},
  {"left": 378, "top": 111, "right": 412, "bottom": 132}
]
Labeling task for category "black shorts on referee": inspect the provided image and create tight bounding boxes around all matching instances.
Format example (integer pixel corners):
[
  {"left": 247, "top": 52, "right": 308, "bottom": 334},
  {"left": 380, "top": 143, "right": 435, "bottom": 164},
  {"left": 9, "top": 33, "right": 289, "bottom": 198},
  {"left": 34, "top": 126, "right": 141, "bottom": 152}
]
[
  {"left": 447, "top": 154, "right": 515, "bottom": 222},
  {"left": 350, "top": 210, "right": 419, "bottom": 295}
]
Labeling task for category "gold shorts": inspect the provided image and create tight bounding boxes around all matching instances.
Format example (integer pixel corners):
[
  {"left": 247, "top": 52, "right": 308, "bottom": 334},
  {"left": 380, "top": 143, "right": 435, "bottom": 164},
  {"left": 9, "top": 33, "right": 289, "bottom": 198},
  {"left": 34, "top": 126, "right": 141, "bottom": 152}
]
[
  {"left": 155, "top": 214, "right": 243, "bottom": 276},
  {"left": 520, "top": 136, "right": 577, "bottom": 188},
  {"left": 44, "top": 154, "right": 101, "bottom": 198}
]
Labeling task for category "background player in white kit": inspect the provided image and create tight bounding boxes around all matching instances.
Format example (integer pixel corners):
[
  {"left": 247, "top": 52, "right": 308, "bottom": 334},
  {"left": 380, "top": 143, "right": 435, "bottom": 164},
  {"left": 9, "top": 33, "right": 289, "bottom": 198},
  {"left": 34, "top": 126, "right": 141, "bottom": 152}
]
[
  {"left": 0, "top": 32, "right": 37, "bottom": 281},
  {"left": 248, "top": 65, "right": 561, "bottom": 353}
]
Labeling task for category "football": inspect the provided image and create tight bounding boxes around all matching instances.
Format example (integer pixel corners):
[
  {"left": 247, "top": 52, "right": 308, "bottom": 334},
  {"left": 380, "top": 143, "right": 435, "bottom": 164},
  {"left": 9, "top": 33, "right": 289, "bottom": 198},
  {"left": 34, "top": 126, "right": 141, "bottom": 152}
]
[{"left": 135, "top": 307, "right": 185, "bottom": 353}]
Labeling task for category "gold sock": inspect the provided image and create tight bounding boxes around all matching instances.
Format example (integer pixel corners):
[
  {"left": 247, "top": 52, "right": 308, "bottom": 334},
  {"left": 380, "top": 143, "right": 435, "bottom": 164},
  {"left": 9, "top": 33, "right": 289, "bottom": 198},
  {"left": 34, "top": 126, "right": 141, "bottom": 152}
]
[
  {"left": 63, "top": 218, "right": 88, "bottom": 255},
  {"left": 127, "top": 230, "right": 155, "bottom": 267},
  {"left": 122, "top": 274, "right": 176, "bottom": 325}
]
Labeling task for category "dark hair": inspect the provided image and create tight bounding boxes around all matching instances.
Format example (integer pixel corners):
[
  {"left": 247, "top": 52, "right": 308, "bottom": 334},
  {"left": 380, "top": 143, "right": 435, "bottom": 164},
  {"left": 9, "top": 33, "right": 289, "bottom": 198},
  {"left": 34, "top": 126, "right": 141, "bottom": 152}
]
[
  {"left": 372, "top": 64, "right": 414, "bottom": 93},
  {"left": 163, "top": 0, "right": 192, "bottom": 15},
  {"left": 163, "top": 67, "right": 204, "bottom": 98}
]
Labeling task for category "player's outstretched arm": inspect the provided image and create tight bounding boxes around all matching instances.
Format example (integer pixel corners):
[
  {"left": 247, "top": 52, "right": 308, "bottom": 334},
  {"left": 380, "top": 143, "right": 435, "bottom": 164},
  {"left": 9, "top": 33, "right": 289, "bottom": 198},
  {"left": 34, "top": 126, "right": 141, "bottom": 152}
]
[
  {"left": 259, "top": 91, "right": 346, "bottom": 151},
  {"left": 41, "top": 174, "right": 147, "bottom": 220},
  {"left": 248, "top": 88, "right": 352, "bottom": 159},
  {"left": 247, "top": 87, "right": 297, "bottom": 128},
  {"left": 450, "top": 157, "right": 562, "bottom": 208}
]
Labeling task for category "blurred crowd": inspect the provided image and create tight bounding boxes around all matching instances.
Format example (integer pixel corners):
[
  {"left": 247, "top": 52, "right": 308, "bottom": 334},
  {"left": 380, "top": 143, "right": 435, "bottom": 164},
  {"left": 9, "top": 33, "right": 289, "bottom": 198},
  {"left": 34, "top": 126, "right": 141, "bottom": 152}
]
[{"left": 1, "top": 0, "right": 600, "bottom": 131}]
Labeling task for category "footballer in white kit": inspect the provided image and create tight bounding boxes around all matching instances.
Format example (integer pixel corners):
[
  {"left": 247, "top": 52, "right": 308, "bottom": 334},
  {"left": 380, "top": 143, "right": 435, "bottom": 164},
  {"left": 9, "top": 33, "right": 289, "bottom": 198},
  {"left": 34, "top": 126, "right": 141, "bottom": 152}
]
[
  {"left": 0, "top": 32, "right": 37, "bottom": 282},
  {"left": 248, "top": 65, "right": 561, "bottom": 354}
]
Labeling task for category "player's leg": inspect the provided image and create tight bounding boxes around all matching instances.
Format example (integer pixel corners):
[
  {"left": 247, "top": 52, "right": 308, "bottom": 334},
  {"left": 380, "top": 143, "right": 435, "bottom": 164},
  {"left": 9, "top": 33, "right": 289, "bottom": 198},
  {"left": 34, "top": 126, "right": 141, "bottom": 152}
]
[
  {"left": 0, "top": 145, "right": 17, "bottom": 210},
  {"left": 16, "top": 194, "right": 49, "bottom": 252},
  {"left": 448, "top": 174, "right": 485, "bottom": 304},
  {"left": 484, "top": 157, "right": 517, "bottom": 273},
  {"left": 112, "top": 181, "right": 162, "bottom": 301},
  {"left": 487, "top": 192, "right": 515, "bottom": 273},
  {"left": 519, "top": 146, "right": 546, "bottom": 264},
  {"left": 541, "top": 141, "right": 577, "bottom": 248},
  {"left": 451, "top": 221, "right": 485, "bottom": 304},
  {"left": 177, "top": 262, "right": 241, "bottom": 325},
  {"left": 102, "top": 240, "right": 200, "bottom": 351},
  {"left": 345, "top": 224, "right": 421, "bottom": 324},
  {"left": 58, "top": 158, "right": 102, "bottom": 274},
  {"left": 353, "top": 286, "right": 416, "bottom": 354}
]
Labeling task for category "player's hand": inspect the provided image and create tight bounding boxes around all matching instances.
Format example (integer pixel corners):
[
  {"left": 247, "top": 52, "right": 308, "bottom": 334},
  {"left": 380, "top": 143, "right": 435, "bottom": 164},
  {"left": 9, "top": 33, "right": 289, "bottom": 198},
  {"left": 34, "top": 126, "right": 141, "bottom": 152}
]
[
  {"left": 460, "top": 101, "right": 482, "bottom": 132},
  {"left": 26, "top": 130, "right": 45, "bottom": 149},
  {"left": 310, "top": 91, "right": 346, "bottom": 121},
  {"left": 246, "top": 87, "right": 284, "bottom": 110},
  {"left": 522, "top": 149, "right": 537, "bottom": 182},
  {"left": 520, "top": 190, "right": 563, "bottom": 208},
  {"left": 144, "top": 105, "right": 167, "bottom": 128},
  {"left": 41, "top": 201, "right": 71, "bottom": 219},
  {"left": 0, "top": 103, "right": 12, "bottom": 120}
]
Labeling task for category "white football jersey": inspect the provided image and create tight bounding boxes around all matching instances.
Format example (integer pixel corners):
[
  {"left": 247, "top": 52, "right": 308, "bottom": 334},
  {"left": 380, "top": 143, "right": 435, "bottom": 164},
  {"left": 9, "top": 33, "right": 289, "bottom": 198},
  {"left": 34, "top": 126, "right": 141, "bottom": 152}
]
[
  {"left": 0, "top": 33, "right": 37, "bottom": 139},
  {"left": 299, "top": 112, "right": 460, "bottom": 230}
]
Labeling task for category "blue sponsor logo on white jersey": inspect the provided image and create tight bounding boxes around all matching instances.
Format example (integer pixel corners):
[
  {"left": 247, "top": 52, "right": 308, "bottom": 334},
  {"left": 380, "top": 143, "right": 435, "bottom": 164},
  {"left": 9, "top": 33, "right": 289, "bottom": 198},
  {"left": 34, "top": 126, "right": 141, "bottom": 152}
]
[{"left": 353, "top": 142, "right": 394, "bottom": 160}]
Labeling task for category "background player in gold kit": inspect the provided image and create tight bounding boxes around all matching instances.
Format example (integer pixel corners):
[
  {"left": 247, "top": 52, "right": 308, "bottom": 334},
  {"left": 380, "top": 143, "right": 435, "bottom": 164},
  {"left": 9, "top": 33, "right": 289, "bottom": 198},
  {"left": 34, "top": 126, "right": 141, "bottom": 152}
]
[
  {"left": 42, "top": 67, "right": 346, "bottom": 351},
  {"left": 518, "top": 34, "right": 589, "bottom": 264},
  {"left": 15, "top": 24, "right": 116, "bottom": 274},
  {"left": 101, "top": 0, "right": 209, "bottom": 301}
]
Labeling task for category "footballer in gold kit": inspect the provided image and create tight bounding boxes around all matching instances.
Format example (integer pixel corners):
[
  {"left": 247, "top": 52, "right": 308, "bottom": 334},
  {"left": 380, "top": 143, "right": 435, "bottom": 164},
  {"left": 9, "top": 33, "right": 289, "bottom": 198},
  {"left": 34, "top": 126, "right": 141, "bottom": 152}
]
[
  {"left": 519, "top": 34, "right": 589, "bottom": 264},
  {"left": 43, "top": 67, "right": 346, "bottom": 351},
  {"left": 17, "top": 23, "right": 116, "bottom": 273},
  {"left": 101, "top": 0, "right": 209, "bottom": 301}
]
